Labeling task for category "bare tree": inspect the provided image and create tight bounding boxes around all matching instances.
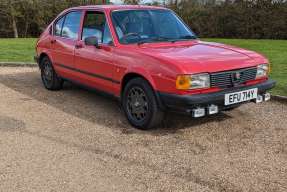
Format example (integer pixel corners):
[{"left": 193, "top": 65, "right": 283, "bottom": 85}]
[{"left": 0, "top": 0, "right": 22, "bottom": 38}]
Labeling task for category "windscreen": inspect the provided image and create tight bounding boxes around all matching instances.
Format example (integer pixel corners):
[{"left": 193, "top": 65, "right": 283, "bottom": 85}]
[{"left": 111, "top": 9, "right": 197, "bottom": 44}]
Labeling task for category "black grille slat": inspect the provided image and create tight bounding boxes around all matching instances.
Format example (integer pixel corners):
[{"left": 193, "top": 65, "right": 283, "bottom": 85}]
[{"left": 210, "top": 67, "right": 257, "bottom": 88}]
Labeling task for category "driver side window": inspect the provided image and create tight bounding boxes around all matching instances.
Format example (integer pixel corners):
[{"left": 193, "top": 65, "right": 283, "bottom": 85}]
[{"left": 82, "top": 11, "right": 113, "bottom": 45}]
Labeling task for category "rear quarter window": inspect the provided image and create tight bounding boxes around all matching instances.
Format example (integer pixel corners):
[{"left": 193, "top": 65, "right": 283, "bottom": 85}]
[{"left": 55, "top": 16, "right": 65, "bottom": 36}]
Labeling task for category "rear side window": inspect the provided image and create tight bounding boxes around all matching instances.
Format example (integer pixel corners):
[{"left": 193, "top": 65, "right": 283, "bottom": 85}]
[
  {"left": 62, "top": 11, "right": 82, "bottom": 40},
  {"left": 55, "top": 11, "right": 82, "bottom": 40}
]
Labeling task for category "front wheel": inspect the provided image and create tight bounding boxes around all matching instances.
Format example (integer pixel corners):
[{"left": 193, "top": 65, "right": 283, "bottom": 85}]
[
  {"left": 122, "top": 78, "right": 164, "bottom": 130},
  {"left": 40, "top": 56, "right": 63, "bottom": 90}
]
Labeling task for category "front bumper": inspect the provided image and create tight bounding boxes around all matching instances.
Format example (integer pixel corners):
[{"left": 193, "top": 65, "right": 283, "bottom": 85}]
[{"left": 157, "top": 79, "right": 276, "bottom": 114}]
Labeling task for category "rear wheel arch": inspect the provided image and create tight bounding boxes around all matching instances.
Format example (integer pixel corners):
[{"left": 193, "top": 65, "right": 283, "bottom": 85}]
[{"left": 38, "top": 53, "right": 50, "bottom": 69}]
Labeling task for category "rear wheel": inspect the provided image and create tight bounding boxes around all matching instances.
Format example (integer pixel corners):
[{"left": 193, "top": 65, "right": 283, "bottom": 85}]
[
  {"left": 122, "top": 78, "right": 164, "bottom": 130},
  {"left": 40, "top": 56, "right": 63, "bottom": 90}
]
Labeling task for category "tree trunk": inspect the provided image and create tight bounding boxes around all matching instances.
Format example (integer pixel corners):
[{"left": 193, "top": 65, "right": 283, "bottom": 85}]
[
  {"left": 12, "top": 15, "right": 18, "bottom": 38},
  {"left": 24, "top": 19, "right": 29, "bottom": 38}
]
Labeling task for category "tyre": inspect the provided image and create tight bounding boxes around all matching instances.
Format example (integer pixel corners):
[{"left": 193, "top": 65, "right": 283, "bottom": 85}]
[
  {"left": 122, "top": 77, "right": 164, "bottom": 130},
  {"left": 40, "top": 56, "right": 63, "bottom": 90}
]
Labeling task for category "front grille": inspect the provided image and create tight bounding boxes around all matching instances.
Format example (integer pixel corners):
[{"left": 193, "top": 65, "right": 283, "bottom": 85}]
[{"left": 210, "top": 67, "right": 257, "bottom": 88}]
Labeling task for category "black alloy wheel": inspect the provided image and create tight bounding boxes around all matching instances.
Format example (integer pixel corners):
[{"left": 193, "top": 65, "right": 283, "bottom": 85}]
[
  {"left": 40, "top": 56, "right": 63, "bottom": 90},
  {"left": 127, "top": 86, "right": 149, "bottom": 122},
  {"left": 122, "top": 77, "right": 164, "bottom": 129}
]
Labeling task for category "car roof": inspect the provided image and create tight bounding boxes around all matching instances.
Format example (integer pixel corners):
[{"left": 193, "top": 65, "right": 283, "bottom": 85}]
[{"left": 71, "top": 5, "right": 168, "bottom": 11}]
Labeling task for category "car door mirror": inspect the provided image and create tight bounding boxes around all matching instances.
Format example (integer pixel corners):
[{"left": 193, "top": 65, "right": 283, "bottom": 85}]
[{"left": 84, "top": 36, "right": 100, "bottom": 48}]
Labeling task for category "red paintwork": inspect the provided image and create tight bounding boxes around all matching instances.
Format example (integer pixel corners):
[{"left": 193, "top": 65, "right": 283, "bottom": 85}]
[{"left": 36, "top": 5, "right": 269, "bottom": 97}]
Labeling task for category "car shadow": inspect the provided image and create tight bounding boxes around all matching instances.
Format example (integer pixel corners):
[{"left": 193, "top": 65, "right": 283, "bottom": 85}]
[{"left": 0, "top": 71, "right": 232, "bottom": 135}]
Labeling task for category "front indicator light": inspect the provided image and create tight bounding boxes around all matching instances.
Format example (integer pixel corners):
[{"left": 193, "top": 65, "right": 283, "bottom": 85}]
[{"left": 176, "top": 75, "right": 191, "bottom": 90}]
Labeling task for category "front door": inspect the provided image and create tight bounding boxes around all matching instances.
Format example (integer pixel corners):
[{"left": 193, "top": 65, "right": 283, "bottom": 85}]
[{"left": 74, "top": 11, "right": 117, "bottom": 95}]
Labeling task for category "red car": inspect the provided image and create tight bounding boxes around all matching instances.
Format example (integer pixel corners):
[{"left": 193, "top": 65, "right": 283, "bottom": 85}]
[{"left": 35, "top": 5, "right": 275, "bottom": 129}]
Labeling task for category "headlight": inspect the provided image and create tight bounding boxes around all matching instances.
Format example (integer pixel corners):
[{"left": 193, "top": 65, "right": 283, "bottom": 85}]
[
  {"left": 176, "top": 73, "right": 210, "bottom": 90},
  {"left": 256, "top": 64, "right": 269, "bottom": 79}
]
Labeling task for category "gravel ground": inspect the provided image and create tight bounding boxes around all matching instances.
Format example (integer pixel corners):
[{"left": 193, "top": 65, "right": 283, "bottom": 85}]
[{"left": 0, "top": 67, "right": 286, "bottom": 192}]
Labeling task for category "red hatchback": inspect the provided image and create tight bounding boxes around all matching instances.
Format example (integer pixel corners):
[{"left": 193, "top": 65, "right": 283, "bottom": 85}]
[{"left": 35, "top": 5, "right": 275, "bottom": 129}]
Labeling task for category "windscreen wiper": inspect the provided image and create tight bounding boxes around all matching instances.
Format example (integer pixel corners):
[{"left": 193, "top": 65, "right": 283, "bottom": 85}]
[
  {"left": 137, "top": 36, "right": 175, "bottom": 45},
  {"left": 170, "top": 35, "right": 197, "bottom": 42}
]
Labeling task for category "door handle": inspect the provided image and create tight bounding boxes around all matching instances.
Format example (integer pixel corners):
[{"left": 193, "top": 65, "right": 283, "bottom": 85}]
[{"left": 75, "top": 44, "right": 83, "bottom": 49}]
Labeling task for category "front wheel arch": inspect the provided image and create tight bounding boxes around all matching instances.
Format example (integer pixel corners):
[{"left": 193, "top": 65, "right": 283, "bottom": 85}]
[
  {"left": 121, "top": 73, "right": 151, "bottom": 97},
  {"left": 120, "top": 73, "right": 166, "bottom": 111},
  {"left": 120, "top": 73, "right": 164, "bottom": 110}
]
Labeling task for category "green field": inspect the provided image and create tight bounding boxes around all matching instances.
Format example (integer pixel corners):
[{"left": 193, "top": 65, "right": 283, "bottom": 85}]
[
  {"left": 204, "top": 39, "right": 287, "bottom": 96},
  {"left": 0, "top": 38, "right": 36, "bottom": 63},
  {"left": 0, "top": 38, "right": 286, "bottom": 96}
]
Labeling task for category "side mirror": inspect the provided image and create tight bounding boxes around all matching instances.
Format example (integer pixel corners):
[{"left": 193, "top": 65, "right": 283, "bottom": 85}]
[{"left": 84, "top": 36, "right": 100, "bottom": 48}]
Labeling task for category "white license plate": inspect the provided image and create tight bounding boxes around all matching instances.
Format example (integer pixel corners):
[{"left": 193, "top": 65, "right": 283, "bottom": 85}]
[{"left": 225, "top": 88, "right": 258, "bottom": 105}]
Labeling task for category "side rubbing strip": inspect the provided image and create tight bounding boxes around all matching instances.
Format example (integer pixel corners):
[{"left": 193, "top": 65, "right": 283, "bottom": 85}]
[{"left": 54, "top": 63, "right": 120, "bottom": 84}]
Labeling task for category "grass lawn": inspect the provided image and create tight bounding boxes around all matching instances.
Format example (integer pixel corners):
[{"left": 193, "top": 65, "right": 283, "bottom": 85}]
[
  {"left": 0, "top": 38, "right": 286, "bottom": 96},
  {"left": 0, "top": 38, "right": 36, "bottom": 63},
  {"left": 204, "top": 39, "right": 287, "bottom": 96}
]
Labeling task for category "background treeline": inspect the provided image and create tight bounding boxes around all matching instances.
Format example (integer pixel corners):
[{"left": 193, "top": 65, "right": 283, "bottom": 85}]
[
  {"left": 0, "top": 0, "right": 104, "bottom": 38},
  {"left": 170, "top": 0, "right": 287, "bottom": 39},
  {"left": 0, "top": 0, "right": 286, "bottom": 39}
]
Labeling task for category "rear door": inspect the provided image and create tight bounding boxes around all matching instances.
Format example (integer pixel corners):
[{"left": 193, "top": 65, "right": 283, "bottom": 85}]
[
  {"left": 50, "top": 11, "right": 83, "bottom": 78},
  {"left": 74, "top": 10, "right": 117, "bottom": 95}
]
